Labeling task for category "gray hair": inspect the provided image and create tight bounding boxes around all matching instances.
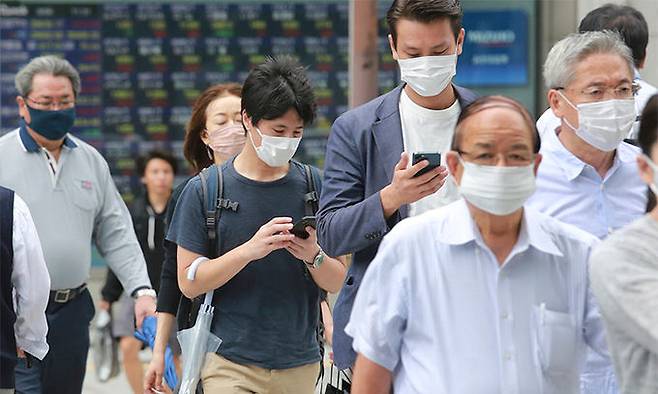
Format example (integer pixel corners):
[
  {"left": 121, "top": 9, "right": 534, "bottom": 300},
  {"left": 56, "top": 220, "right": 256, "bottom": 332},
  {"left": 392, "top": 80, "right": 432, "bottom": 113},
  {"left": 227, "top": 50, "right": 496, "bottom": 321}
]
[
  {"left": 15, "top": 55, "right": 81, "bottom": 97},
  {"left": 543, "top": 30, "right": 634, "bottom": 89}
]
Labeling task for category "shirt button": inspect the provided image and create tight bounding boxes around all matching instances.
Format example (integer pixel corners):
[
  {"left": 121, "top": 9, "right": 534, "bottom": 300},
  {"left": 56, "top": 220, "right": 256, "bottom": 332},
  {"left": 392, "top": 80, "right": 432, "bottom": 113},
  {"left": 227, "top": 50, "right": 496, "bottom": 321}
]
[
  {"left": 608, "top": 227, "right": 614, "bottom": 234},
  {"left": 504, "top": 352, "right": 513, "bottom": 361},
  {"left": 501, "top": 312, "right": 509, "bottom": 320}
]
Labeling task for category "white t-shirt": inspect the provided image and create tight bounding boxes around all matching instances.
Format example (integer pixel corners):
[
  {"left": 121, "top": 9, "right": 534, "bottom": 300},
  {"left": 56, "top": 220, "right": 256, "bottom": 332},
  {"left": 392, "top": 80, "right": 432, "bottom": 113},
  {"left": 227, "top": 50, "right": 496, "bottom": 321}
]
[{"left": 399, "top": 89, "right": 461, "bottom": 216}]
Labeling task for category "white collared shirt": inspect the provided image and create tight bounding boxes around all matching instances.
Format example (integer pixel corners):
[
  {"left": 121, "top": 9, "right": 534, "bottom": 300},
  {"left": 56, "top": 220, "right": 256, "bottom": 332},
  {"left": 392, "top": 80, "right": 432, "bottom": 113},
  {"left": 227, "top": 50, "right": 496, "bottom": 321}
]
[
  {"left": 528, "top": 127, "right": 647, "bottom": 239},
  {"left": 345, "top": 199, "right": 615, "bottom": 394},
  {"left": 12, "top": 193, "right": 50, "bottom": 360}
]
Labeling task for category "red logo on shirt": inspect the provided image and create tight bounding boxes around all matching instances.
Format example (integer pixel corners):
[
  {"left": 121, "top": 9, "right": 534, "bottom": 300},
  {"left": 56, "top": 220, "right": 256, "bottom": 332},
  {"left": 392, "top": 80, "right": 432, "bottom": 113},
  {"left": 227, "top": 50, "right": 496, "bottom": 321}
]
[{"left": 81, "top": 180, "right": 92, "bottom": 190}]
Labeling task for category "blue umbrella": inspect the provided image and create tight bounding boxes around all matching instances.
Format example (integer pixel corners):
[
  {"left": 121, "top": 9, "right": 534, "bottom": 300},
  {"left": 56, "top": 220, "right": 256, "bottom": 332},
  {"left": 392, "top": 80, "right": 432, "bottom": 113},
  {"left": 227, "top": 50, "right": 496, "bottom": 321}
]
[{"left": 134, "top": 315, "right": 179, "bottom": 390}]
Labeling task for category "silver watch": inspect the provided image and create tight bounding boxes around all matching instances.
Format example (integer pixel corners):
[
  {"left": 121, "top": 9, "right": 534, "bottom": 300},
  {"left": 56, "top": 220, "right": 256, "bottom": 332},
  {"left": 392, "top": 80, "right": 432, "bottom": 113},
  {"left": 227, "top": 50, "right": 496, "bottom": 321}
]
[
  {"left": 133, "top": 288, "right": 156, "bottom": 299},
  {"left": 308, "top": 248, "right": 325, "bottom": 269}
]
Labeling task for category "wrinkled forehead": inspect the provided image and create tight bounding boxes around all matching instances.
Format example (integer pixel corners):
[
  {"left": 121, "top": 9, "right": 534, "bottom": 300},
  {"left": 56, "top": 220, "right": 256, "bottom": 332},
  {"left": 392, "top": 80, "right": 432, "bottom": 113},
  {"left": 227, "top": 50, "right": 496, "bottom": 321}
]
[
  {"left": 568, "top": 53, "right": 633, "bottom": 89},
  {"left": 29, "top": 73, "right": 74, "bottom": 97},
  {"left": 458, "top": 106, "right": 535, "bottom": 151}
]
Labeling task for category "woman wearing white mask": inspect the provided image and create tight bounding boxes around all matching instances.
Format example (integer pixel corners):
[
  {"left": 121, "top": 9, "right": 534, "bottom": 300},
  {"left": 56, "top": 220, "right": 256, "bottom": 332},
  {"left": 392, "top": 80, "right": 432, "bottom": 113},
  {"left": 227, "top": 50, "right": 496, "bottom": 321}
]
[
  {"left": 167, "top": 56, "right": 346, "bottom": 393},
  {"left": 590, "top": 94, "right": 658, "bottom": 394}
]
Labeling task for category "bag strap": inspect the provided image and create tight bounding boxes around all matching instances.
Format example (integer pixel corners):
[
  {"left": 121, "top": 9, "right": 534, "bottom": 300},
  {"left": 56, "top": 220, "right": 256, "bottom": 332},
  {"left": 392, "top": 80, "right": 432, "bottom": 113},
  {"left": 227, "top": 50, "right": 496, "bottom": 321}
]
[
  {"left": 302, "top": 163, "right": 319, "bottom": 217},
  {"left": 199, "top": 165, "right": 227, "bottom": 259}
]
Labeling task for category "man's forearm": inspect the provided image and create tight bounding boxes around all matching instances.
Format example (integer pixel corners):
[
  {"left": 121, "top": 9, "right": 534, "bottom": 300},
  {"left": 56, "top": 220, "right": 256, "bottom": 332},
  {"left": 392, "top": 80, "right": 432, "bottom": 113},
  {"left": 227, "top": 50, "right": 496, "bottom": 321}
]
[
  {"left": 308, "top": 255, "right": 347, "bottom": 293},
  {"left": 177, "top": 244, "right": 253, "bottom": 299},
  {"left": 351, "top": 354, "right": 393, "bottom": 394}
]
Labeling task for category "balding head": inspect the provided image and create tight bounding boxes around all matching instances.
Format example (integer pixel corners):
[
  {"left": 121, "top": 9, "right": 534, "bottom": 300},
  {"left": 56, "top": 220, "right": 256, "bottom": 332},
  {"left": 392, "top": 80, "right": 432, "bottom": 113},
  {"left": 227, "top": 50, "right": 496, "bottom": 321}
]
[{"left": 447, "top": 95, "right": 542, "bottom": 184}]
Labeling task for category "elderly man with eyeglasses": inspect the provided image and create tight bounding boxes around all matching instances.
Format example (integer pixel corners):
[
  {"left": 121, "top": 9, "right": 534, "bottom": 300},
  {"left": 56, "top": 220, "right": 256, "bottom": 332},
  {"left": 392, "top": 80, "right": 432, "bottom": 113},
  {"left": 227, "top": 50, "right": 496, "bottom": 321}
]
[
  {"left": 527, "top": 31, "right": 648, "bottom": 394},
  {"left": 0, "top": 55, "right": 155, "bottom": 394}
]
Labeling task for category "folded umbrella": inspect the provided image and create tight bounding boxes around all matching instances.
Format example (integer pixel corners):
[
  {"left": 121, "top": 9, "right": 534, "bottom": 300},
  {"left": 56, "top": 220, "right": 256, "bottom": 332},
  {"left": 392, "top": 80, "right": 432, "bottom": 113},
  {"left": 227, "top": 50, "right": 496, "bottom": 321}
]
[
  {"left": 134, "top": 315, "right": 179, "bottom": 390},
  {"left": 177, "top": 258, "right": 222, "bottom": 394}
]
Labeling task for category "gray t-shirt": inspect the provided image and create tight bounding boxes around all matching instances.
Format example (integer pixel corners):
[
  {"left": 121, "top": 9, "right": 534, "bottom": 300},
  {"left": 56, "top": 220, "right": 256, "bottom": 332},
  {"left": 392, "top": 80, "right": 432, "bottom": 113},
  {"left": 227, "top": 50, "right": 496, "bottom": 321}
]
[
  {"left": 590, "top": 214, "right": 658, "bottom": 394},
  {"left": 167, "top": 159, "right": 322, "bottom": 370}
]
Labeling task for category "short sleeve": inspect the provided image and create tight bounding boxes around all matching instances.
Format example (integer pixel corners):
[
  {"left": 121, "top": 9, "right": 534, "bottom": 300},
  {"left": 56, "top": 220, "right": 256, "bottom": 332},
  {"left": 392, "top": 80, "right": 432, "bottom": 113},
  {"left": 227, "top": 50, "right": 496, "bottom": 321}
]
[
  {"left": 166, "top": 176, "right": 209, "bottom": 256},
  {"left": 344, "top": 234, "right": 408, "bottom": 372}
]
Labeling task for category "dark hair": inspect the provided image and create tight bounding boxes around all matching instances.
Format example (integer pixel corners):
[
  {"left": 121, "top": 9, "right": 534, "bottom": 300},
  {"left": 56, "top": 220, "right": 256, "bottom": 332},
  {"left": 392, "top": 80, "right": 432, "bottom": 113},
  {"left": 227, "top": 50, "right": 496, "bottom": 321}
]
[
  {"left": 136, "top": 150, "right": 178, "bottom": 176},
  {"left": 638, "top": 94, "right": 658, "bottom": 211},
  {"left": 241, "top": 56, "right": 316, "bottom": 128},
  {"left": 451, "top": 95, "right": 541, "bottom": 153},
  {"left": 387, "top": 0, "right": 463, "bottom": 48},
  {"left": 578, "top": 4, "right": 648, "bottom": 67},
  {"left": 183, "top": 83, "right": 242, "bottom": 171}
]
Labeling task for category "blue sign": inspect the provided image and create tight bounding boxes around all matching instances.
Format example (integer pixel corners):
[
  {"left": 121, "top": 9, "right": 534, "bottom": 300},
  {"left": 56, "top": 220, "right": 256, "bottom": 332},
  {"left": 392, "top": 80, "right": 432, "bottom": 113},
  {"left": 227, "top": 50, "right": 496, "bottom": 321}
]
[{"left": 455, "top": 9, "right": 528, "bottom": 87}]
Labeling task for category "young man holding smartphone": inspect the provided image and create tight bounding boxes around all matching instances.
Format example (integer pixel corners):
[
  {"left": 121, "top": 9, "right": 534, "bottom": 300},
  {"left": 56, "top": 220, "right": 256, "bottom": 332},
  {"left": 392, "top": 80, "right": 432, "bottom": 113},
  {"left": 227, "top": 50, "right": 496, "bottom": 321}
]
[{"left": 167, "top": 57, "right": 346, "bottom": 393}]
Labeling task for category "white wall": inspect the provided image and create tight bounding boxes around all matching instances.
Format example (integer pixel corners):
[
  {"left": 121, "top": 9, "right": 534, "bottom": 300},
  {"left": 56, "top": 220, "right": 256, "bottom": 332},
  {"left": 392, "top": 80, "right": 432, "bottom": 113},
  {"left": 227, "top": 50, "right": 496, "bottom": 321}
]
[{"left": 538, "top": 0, "right": 658, "bottom": 109}]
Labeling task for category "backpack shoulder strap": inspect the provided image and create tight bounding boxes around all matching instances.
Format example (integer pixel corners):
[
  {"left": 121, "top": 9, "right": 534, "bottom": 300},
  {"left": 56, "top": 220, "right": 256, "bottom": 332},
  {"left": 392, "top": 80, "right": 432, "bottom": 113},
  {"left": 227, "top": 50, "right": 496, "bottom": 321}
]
[
  {"left": 198, "top": 165, "right": 223, "bottom": 258},
  {"left": 301, "top": 163, "right": 319, "bottom": 216}
]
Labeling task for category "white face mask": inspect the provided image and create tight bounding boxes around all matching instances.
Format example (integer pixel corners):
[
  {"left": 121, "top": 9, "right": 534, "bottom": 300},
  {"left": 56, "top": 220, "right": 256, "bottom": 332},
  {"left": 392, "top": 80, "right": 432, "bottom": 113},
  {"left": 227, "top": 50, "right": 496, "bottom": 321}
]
[
  {"left": 641, "top": 154, "right": 658, "bottom": 196},
  {"left": 397, "top": 53, "right": 457, "bottom": 97},
  {"left": 248, "top": 126, "right": 301, "bottom": 167},
  {"left": 458, "top": 159, "right": 536, "bottom": 216},
  {"left": 559, "top": 91, "right": 635, "bottom": 152}
]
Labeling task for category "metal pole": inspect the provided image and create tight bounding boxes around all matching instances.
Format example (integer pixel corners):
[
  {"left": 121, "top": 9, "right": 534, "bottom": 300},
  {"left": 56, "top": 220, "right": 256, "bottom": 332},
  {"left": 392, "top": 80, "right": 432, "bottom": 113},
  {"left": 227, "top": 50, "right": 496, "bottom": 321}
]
[{"left": 349, "top": 0, "right": 379, "bottom": 108}]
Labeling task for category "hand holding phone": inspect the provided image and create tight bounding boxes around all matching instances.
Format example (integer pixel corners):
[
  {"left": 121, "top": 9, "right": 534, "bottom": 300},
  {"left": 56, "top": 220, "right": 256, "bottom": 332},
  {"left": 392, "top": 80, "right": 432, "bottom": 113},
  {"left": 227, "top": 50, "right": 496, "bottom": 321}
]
[
  {"left": 290, "top": 216, "right": 317, "bottom": 239},
  {"left": 412, "top": 152, "right": 442, "bottom": 177}
]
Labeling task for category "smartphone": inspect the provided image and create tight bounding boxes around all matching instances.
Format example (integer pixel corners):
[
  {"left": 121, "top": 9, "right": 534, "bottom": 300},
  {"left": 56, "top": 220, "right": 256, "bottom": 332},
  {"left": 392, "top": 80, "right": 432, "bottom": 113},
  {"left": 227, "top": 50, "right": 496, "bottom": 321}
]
[
  {"left": 412, "top": 152, "right": 442, "bottom": 177},
  {"left": 290, "top": 216, "right": 317, "bottom": 239}
]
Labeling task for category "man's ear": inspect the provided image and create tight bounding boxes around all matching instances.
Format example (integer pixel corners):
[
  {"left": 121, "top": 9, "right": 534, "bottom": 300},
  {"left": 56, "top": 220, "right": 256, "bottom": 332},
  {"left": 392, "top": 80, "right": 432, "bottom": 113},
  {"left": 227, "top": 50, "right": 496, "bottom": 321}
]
[
  {"left": 533, "top": 153, "right": 543, "bottom": 175},
  {"left": 547, "top": 89, "right": 564, "bottom": 118},
  {"left": 16, "top": 96, "right": 30, "bottom": 123},
  {"left": 456, "top": 28, "right": 465, "bottom": 56},
  {"left": 241, "top": 110, "right": 252, "bottom": 130},
  {"left": 446, "top": 151, "right": 461, "bottom": 184},
  {"left": 388, "top": 34, "right": 399, "bottom": 60},
  {"left": 637, "top": 155, "right": 655, "bottom": 185}
]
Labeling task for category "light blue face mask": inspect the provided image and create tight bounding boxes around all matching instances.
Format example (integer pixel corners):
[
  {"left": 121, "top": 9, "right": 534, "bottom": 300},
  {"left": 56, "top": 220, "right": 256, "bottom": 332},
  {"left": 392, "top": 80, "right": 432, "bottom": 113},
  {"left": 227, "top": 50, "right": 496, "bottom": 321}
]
[{"left": 642, "top": 154, "right": 658, "bottom": 196}]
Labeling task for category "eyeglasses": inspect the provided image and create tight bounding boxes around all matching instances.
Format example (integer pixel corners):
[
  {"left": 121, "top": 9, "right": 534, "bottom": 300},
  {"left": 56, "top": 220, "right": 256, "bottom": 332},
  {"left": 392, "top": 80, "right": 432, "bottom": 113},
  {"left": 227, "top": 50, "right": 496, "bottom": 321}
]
[
  {"left": 555, "top": 83, "right": 640, "bottom": 103},
  {"left": 24, "top": 96, "right": 75, "bottom": 110},
  {"left": 458, "top": 151, "right": 535, "bottom": 167}
]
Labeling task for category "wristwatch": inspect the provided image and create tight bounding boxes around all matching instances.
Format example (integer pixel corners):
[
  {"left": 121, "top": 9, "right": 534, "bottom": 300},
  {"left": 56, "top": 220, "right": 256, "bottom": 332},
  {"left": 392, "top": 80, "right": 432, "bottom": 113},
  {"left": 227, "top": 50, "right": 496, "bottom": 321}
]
[
  {"left": 132, "top": 287, "right": 157, "bottom": 299},
  {"left": 306, "top": 247, "right": 325, "bottom": 269}
]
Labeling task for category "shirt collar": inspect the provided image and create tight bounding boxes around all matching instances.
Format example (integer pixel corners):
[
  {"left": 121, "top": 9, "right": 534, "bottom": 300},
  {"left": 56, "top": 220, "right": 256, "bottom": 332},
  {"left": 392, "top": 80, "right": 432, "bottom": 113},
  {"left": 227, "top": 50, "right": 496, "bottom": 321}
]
[
  {"left": 634, "top": 67, "right": 641, "bottom": 80},
  {"left": 441, "top": 199, "right": 563, "bottom": 257},
  {"left": 542, "top": 128, "right": 586, "bottom": 181},
  {"left": 18, "top": 118, "right": 78, "bottom": 153}
]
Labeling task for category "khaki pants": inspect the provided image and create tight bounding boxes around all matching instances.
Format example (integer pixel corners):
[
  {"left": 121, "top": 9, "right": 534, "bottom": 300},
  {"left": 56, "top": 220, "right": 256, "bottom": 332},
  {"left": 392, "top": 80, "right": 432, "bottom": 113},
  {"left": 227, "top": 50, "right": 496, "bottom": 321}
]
[{"left": 201, "top": 353, "right": 320, "bottom": 394}]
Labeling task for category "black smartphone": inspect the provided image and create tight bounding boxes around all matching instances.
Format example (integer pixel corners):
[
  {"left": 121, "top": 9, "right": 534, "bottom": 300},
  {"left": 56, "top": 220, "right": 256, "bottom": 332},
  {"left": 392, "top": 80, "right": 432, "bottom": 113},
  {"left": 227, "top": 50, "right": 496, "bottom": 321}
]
[
  {"left": 290, "top": 216, "right": 317, "bottom": 239},
  {"left": 412, "top": 152, "right": 442, "bottom": 177}
]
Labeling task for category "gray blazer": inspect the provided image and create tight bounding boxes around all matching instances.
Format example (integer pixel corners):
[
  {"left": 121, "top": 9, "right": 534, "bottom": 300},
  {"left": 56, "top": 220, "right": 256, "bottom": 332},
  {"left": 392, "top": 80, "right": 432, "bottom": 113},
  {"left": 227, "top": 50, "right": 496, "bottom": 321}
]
[{"left": 317, "top": 84, "right": 478, "bottom": 368}]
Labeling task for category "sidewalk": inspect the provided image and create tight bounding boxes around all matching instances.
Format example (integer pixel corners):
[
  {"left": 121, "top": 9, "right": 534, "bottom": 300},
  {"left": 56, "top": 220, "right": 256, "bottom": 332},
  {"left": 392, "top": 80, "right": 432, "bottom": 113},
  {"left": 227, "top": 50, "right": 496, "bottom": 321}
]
[{"left": 83, "top": 267, "right": 136, "bottom": 394}]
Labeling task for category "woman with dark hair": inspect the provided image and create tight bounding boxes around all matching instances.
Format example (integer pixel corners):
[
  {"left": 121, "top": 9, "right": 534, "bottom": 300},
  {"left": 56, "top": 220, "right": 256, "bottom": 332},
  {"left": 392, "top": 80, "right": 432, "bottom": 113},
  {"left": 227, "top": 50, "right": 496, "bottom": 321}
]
[
  {"left": 143, "top": 83, "right": 245, "bottom": 393},
  {"left": 590, "top": 94, "right": 658, "bottom": 394}
]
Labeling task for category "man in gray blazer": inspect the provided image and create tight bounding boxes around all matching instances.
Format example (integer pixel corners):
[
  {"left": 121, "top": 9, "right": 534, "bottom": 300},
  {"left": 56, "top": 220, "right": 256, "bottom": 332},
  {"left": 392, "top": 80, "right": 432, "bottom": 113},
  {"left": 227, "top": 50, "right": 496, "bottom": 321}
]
[{"left": 317, "top": 0, "right": 478, "bottom": 370}]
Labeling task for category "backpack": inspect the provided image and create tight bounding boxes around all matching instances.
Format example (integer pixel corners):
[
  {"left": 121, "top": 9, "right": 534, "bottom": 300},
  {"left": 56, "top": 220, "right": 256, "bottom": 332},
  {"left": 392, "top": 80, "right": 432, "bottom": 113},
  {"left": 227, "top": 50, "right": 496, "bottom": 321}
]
[{"left": 175, "top": 161, "right": 324, "bottom": 351}]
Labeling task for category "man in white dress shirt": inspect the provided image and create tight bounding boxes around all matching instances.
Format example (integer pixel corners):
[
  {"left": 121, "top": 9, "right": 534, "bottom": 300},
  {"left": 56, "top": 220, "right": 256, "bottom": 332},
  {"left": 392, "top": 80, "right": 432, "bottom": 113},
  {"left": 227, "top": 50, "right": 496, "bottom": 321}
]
[
  {"left": 536, "top": 4, "right": 657, "bottom": 139},
  {"left": 528, "top": 31, "right": 647, "bottom": 394},
  {"left": 0, "top": 187, "right": 50, "bottom": 394},
  {"left": 346, "top": 96, "right": 616, "bottom": 394}
]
